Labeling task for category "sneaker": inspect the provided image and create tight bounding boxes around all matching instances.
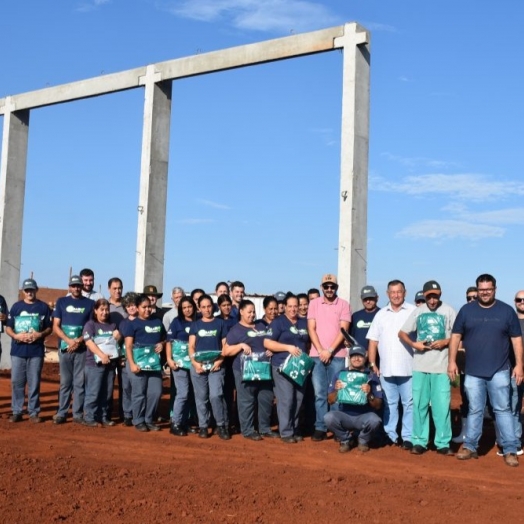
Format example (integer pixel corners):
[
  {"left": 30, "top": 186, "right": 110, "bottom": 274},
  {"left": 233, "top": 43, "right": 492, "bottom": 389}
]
[
  {"left": 457, "top": 447, "right": 478, "bottom": 460},
  {"left": 83, "top": 420, "right": 98, "bottom": 428},
  {"left": 123, "top": 418, "right": 133, "bottom": 427},
  {"left": 9, "top": 414, "right": 23, "bottom": 423},
  {"left": 72, "top": 417, "right": 84, "bottom": 425},
  {"left": 357, "top": 442, "right": 370, "bottom": 453},
  {"left": 260, "top": 431, "right": 280, "bottom": 439},
  {"left": 53, "top": 416, "right": 66, "bottom": 425},
  {"left": 101, "top": 419, "right": 115, "bottom": 427},
  {"left": 436, "top": 447, "right": 454, "bottom": 456},
  {"left": 311, "top": 430, "right": 326, "bottom": 442},
  {"left": 198, "top": 428, "right": 209, "bottom": 439},
  {"left": 170, "top": 424, "right": 187, "bottom": 437},
  {"left": 411, "top": 445, "right": 426, "bottom": 455},
  {"left": 135, "top": 423, "right": 149, "bottom": 432},
  {"left": 217, "top": 425, "right": 231, "bottom": 440},
  {"left": 146, "top": 423, "right": 161, "bottom": 432},
  {"left": 29, "top": 416, "right": 44, "bottom": 424},
  {"left": 339, "top": 441, "right": 352, "bottom": 453},
  {"left": 244, "top": 432, "right": 263, "bottom": 441},
  {"left": 281, "top": 436, "right": 297, "bottom": 444},
  {"left": 504, "top": 453, "right": 519, "bottom": 467},
  {"left": 402, "top": 440, "right": 413, "bottom": 451}
]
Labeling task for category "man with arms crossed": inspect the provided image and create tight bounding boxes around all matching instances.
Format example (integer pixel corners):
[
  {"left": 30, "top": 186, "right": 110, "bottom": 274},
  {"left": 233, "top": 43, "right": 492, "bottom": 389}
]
[{"left": 448, "top": 274, "right": 523, "bottom": 467}]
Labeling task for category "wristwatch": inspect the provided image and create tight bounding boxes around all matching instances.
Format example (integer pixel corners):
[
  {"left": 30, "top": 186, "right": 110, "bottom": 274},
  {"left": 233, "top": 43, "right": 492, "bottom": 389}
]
[{"left": 368, "top": 394, "right": 375, "bottom": 401}]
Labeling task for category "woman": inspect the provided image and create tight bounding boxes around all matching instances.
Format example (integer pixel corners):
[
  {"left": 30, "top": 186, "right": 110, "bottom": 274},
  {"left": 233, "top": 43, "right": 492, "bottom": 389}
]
[
  {"left": 258, "top": 296, "right": 279, "bottom": 327},
  {"left": 217, "top": 294, "right": 237, "bottom": 333},
  {"left": 297, "top": 293, "right": 309, "bottom": 318},
  {"left": 223, "top": 300, "right": 277, "bottom": 440},
  {"left": 264, "top": 294, "right": 310, "bottom": 443},
  {"left": 189, "top": 294, "right": 229, "bottom": 439},
  {"left": 118, "top": 292, "right": 139, "bottom": 426},
  {"left": 166, "top": 296, "right": 197, "bottom": 436},
  {"left": 121, "top": 294, "right": 166, "bottom": 432},
  {"left": 83, "top": 299, "right": 121, "bottom": 427}
]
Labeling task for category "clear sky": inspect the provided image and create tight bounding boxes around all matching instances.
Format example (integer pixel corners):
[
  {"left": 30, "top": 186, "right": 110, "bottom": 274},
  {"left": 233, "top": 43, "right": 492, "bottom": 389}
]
[{"left": 1, "top": 0, "right": 524, "bottom": 310}]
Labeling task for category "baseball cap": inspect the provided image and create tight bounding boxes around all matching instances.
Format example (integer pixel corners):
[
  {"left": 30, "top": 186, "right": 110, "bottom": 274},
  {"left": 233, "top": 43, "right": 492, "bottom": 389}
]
[
  {"left": 274, "top": 291, "right": 286, "bottom": 302},
  {"left": 22, "top": 278, "right": 38, "bottom": 290},
  {"left": 69, "top": 275, "right": 82, "bottom": 286},
  {"left": 423, "top": 280, "right": 442, "bottom": 296},
  {"left": 415, "top": 291, "right": 425, "bottom": 303},
  {"left": 361, "top": 285, "right": 377, "bottom": 299},
  {"left": 143, "top": 285, "right": 163, "bottom": 298},
  {"left": 321, "top": 274, "right": 338, "bottom": 286},
  {"left": 348, "top": 345, "right": 367, "bottom": 358}
]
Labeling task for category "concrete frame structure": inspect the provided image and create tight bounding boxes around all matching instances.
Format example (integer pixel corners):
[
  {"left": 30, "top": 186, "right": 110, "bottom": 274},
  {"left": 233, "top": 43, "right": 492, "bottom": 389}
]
[{"left": 0, "top": 23, "right": 370, "bottom": 368}]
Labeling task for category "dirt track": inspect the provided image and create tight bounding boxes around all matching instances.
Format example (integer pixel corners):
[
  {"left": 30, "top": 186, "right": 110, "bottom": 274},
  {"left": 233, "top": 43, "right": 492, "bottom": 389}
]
[{"left": 0, "top": 364, "right": 522, "bottom": 523}]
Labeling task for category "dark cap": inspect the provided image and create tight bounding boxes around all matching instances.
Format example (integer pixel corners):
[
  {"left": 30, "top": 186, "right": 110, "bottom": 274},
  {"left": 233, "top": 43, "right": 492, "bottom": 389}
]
[
  {"left": 22, "top": 278, "right": 38, "bottom": 290},
  {"left": 274, "top": 291, "right": 286, "bottom": 302},
  {"left": 349, "top": 345, "right": 367, "bottom": 358},
  {"left": 423, "top": 280, "right": 442, "bottom": 296},
  {"left": 415, "top": 291, "right": 425, "bottom": 303},
  {"left": 361, "top": 285, "right": 378, "bottom": 299},
  {"left": 143, "top": 285, "right": 163, "bottom": 298},
  {"left": 69, "top": 275, "right": 82, "bottom": 286},
  {"left": 466, "top": 286, "right": 477, "bottom": 294}
]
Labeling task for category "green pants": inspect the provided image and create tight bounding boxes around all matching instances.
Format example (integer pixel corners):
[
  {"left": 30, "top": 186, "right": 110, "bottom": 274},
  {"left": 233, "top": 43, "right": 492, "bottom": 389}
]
[{"left": 412, "top": 371, "right": 451, "bottom": 449}]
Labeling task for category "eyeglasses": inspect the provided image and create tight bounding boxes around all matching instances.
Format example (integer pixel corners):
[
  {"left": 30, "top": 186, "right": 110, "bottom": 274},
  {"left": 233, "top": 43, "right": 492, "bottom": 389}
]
[
  {"left": 515, "top": 298, "right": 524, "bottom": 303},
  {"left": 70, "top": 284, "right": 82, "bottom": 288},
  {"left": 322, "top": 284, "right": 337, "bottom": 290},
  {"left": 362, "top": 297, "right": 377, "bottom": 302},
  {"left": 478, "top": 288, "right": 495, "bottom": 294},
  {"left": 466, "top": 295, "right": 477, "bottom": 302},
  {"left": 415, "top": 300, "right": 425, "bottom": 304}
]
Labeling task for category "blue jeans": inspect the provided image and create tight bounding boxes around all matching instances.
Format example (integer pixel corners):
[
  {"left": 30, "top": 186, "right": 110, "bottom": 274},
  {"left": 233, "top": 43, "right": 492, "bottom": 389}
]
[
  {"left": 84, "top": 364, "right": 116, "bottom": 422},
  {"left": 380, "top": 375, "right": 413, "bottom": 442},
  {"left": 11, "top": 355, "right": 44, "bottom": 416},
  {"left": 272, "top": 365, "right": 306, "bottom": 438},
  {"left": 311, "top": 357, "right": 345, "bottom": 432},
  {"left": 190, "top": 367, "right": 228, "bottom": 428},
  {"left": 324, "top": 410, "right": 382, "bottom": 445},
  {"left": 57, "top": 350, "right": 86, "bottom": 419},
  {"left": 465, "top": 370, "right": 519, "bottom": 454},
  {"left": 494, "top": 376, "right": 523, "bottom": 446}
]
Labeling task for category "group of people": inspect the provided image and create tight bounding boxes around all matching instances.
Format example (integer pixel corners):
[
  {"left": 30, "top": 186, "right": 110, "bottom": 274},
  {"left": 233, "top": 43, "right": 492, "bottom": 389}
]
[{"left": 3, "top": 269, "right": 523, "bottom": 467}]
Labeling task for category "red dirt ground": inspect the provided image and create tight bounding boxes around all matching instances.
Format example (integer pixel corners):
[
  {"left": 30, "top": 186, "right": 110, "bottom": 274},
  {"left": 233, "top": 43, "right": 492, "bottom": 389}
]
[{"left": 0, "top": 364, "right": 522, "bottom": 523}]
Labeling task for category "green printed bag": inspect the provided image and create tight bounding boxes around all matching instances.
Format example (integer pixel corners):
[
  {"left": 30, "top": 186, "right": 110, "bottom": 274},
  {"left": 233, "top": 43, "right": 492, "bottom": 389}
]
[
  {"left": 194, "top": 350, "right": 222, "bottom": 371},
  {"left": 14, "top": 315, "right": 40, "bottom": 334},
  {"left": 279, "top": 352, "right": 314, "bottom": 387},
  {"left": 416, "top": 312, "right": 446, "bottom": 345},
  {"left": 171, "top": 340, "right": 191, "bottom": 370},
  {"left": 241, "top": 353, "right": 272, "bottom": 381},
  {"left": 59, "top": 325, "right": 83, "bottom": 351},
  {"left": 132, "top": 345, "right": 161, "bottom": 371},
  {"left": 336, "top": 370, "right": 369, "bottom": 405}
]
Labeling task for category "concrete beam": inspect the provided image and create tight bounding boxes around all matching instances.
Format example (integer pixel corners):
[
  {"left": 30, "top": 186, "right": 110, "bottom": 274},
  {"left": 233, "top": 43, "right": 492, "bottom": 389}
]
[
  {"left": 134, "top": 67, "right": 172, "bottom": 294},
  {"left": 0, "top": 107, "right": 30, "bottom": 369},
  {"left": 336, "top": 23, "right": 371, "bottom": 308}
]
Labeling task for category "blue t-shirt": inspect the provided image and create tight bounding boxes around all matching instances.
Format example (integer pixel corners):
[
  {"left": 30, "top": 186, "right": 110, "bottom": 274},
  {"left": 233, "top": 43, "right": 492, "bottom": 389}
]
[
  {"left": 53, "top": 295, "right": 94, "bottom": 328},
  {"left": 83, "top": 320, "right": 117, "bottom": 367},
  {"left": 167, "top": 317, "right": 192, "bottom": 342},
  {"left": 7, "top": 300, "right": 52, "bottom": 358},
  {"left": 121, "top": 317, "right": 166, "bottom": 347},
  {"left": 267, "top": 315, "right": 309, "bottom": 367},
  {"left": 350, "top": 308, "right": 380, "bottom": 349},
  {"left": 189, "top": 317, "right": 226, "bottom": 353},
  {"left": 226, "top": 321, "right": 269, "bottom": 372},
  {"left": 452, "top": 300, "right": 522, "bottom": 378},
  {"left": 329, "top": 367, "right": 382, "bottom": 416}
]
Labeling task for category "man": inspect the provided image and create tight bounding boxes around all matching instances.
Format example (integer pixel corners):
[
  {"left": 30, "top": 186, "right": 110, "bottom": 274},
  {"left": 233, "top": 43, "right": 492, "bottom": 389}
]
[
  {"left": 324, "top": 344, "right": 383, "bottom": 453},
  {"left": 448, "top": 274, "right": 523, "bottom": 467},
  {"left": 367, "top": 280, "right": 416, "bottom": 449},
  {"left": 163, "top": 286, "right": 186, "bottom": 331},
  {"left": 53, "top": 275, "right": 95, "bottom": 424},
  {"left": 398, "top": 280, "right": 456, "bottom": 456},
  {"left": 415, "top": 291, "right": 425, "bottom": 307},
  {"left": 230, "top": 281, "right": 245, "bottom": 320},
  {"left": 466, "top": 287, "right": 478, "bottom": 303},
  {"left": 6, "top": 278, "right": 52, "bottom": 423},
  {"left": 80, "top": 268, "right": 104, "bottom": 301},
  {"left": 274, "top": 291, "right": 286, "bottom": 316},
  {"left": 350, "top": 285, "right": 380, "bottom": 350},
  {"left": 108, "top": 277, "right": 125, "bottom": 324},
  {"left": 0, "top": 292, "right": 8, "bottom": 362},
  {"left": 307, "top": 288, "right": 321, "bottom": 302},
  {"left": 143, "top": 285, "right": 165, "bottom": 321},
  {"left": 307, "top": 274, "right": 351, "bottom": 441}
]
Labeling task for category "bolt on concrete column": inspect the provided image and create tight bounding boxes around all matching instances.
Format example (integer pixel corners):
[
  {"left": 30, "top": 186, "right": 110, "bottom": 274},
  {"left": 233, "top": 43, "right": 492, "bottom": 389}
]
[
  {"left": 0, "top": 105, "right": 30, "bottom": 369},
  {"left": 335, "top": 23, "right": 370, "bottom": 309},
  {"left": 135, "top": 67, "right": 172, "bottom": 295}
]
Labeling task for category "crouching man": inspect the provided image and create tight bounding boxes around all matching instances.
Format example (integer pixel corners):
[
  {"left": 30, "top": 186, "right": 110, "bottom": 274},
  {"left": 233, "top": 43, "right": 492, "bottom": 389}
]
[{"left": 324, "top": 345, "right": 383, "bottom": 453}]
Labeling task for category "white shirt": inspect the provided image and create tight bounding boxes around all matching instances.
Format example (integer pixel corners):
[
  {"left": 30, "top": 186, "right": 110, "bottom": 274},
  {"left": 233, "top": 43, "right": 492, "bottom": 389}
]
[{"left": 366, "top": 301, "right": 416, "bottom": 377}]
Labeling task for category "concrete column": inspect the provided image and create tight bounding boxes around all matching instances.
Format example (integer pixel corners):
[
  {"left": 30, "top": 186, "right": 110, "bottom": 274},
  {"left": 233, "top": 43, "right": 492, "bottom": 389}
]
[
  {"left": 0, "top": 103, "right": 30, "bottom": 369},
  {"left": 134, "top": 66, "right": 172, "bottom": 295},
  {"left": 335, "top": 23, "right": 371, "bottom": 309}
]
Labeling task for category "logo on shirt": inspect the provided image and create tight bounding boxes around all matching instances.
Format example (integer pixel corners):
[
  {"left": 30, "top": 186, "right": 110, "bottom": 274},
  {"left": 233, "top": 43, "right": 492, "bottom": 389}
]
[
  {"left": 65, "top": 306, "right": 86, "bottom": 314},
  {"left": 145, "top": 326, "right": 162, "bottom": 333},
  {"left": 198, "top": 329, "right": 218, "bottom": 337},
  {"left": 356, "top": 319, "right": 372, "bottom": 329},
  {"left": 97, "top": 329, "right": 112, "bottom": 336},
  {"left": 290, "top": 326, "right": 308, "bottom": 336},
  {"left": 247, "top": 329, "right": 266, "bottom": 338}
]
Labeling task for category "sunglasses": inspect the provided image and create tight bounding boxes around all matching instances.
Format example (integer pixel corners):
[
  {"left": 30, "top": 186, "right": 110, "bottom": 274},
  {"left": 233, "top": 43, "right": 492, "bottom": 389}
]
[
  {"left": 466, "top": 295, "right": 477, "bottom": 302},
  {"left": 515, "top": 298, "right": 524, "bottom": 303},
  {"left": 322, "top": 284, "right": 337, "bottom": 290}
]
